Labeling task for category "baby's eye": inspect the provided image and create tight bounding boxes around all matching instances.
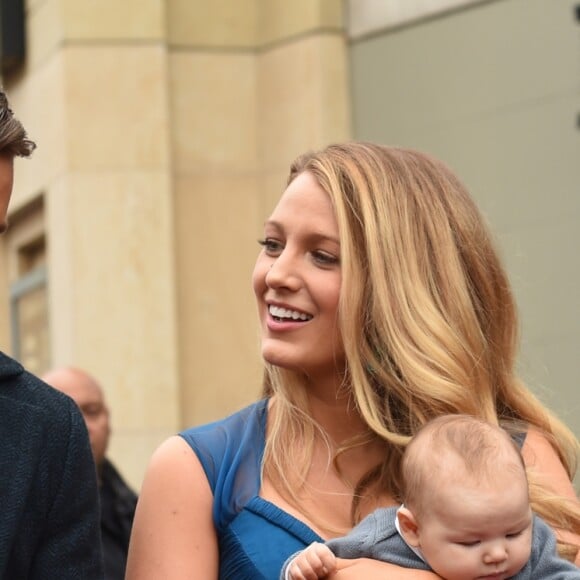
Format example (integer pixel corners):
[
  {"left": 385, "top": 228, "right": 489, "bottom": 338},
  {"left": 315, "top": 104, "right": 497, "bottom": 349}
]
[
  {"left": 258, "top": 238, "right": 283, "bottom": 255},
  {"left": 506, "top": 530, "right": 523, "bottom": 539},
  {"left": 456, "top": 540, "right": 480, "bottom": 547}
]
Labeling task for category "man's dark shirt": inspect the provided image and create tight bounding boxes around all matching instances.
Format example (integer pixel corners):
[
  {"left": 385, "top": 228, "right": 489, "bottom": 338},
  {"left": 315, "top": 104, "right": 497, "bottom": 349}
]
[{"left": 100, "top": 458, "right": 138, "bottom": 580}]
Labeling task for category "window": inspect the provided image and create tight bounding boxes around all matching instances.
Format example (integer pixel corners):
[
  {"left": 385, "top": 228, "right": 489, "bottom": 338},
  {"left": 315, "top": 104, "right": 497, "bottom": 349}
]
[{"left": 4, "top": 196, "right": 50, "bottom": 375}]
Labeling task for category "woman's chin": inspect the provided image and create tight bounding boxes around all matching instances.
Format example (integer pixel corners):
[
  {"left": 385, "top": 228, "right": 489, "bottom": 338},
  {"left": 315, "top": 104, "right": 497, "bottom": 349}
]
[
  {"left": 262, "top": 353, "right": 291, "bottom": 370},
  {"left": 261, "top": 346, "right": 296, "bottom": 370}
]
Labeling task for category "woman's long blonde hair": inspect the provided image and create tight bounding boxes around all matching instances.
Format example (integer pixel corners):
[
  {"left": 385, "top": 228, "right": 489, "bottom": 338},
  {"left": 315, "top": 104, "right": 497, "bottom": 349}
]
[{"left": 262, "top": 142, "right": 580, "bottom": 554}]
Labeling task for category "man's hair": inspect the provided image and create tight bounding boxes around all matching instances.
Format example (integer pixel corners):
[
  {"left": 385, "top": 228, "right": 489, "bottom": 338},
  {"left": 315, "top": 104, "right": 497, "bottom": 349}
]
[{"left": 0, "top": 89, "right": 36, "bottom": 157}]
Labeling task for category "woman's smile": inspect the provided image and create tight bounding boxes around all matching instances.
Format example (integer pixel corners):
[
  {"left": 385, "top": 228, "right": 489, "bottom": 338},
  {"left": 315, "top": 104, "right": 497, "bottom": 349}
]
[{"left": 252, "top": 171, "right": 343, "bottom": 375}]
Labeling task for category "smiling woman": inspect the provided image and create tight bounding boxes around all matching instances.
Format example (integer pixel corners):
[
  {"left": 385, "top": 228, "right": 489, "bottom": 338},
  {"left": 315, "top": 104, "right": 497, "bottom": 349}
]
[
  {"left": 126, "top": 142, "right": 580, "bottom": 580},
  {"left": 252, "top": 171, "right": 343, "bottom": 380}
]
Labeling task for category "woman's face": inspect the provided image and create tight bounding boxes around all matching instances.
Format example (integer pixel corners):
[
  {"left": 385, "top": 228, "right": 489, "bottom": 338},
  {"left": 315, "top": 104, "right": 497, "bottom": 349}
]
[{"left": 252, "top": 171, "right": 343, "bottom": 379}]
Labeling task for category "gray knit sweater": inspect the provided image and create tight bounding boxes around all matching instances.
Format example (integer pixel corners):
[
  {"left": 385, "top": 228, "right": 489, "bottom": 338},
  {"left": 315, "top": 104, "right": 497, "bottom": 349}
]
[{"left": 281, "top": 506, "right": 580, "bottom": 579}]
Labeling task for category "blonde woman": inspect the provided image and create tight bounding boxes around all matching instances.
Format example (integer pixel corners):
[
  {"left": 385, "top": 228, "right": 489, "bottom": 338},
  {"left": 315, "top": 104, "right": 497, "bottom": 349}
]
[{"left": 126, "top": 143, "right": 580, "bottom": 580}]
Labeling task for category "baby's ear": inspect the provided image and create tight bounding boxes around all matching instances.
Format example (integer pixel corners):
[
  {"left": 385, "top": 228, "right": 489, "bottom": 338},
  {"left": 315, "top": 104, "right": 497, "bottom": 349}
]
[{"left": 397, "top": 506, "right": 420, "bottom": 547}]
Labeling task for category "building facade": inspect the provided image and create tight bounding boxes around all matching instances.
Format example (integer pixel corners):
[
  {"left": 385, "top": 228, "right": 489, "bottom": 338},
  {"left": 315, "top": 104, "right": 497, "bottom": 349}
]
[{"left": 1, "top": 0, "right": 577, "bottom": 488}]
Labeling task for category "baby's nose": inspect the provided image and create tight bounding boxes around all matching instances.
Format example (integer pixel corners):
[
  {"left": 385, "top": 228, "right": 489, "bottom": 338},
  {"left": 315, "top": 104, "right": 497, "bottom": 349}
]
[{"left": 482, "top": 542, "right": 508, "bottom": 564}]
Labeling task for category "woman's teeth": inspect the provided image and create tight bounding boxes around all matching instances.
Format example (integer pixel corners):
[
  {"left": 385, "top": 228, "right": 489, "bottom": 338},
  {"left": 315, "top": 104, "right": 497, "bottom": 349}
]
[{"left": 269, "top": 305, "right": 312, "bottom": 321}]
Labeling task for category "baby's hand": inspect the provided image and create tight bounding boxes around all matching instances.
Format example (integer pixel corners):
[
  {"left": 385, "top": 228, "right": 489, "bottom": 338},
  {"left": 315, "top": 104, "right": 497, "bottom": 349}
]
[{"left": 287, "top": 542, "right": 337, "bottom": 579}]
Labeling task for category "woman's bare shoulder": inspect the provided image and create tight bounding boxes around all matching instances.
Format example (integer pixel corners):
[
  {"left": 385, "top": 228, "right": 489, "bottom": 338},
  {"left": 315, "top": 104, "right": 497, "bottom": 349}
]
[
  {"left": 521, "top": 427, "right": 577, "bottom": 499},
  {"left": 150, "top": 435, "right": 199, "bottom": 469},
  {"left": 125, "top": 435, "right": 218, "bottom": 579}
]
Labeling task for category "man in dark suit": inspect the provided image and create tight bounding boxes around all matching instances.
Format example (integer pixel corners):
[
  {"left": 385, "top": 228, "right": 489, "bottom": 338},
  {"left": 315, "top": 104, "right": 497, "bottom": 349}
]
[{"left": 0, "top": 89, "right": 104, "bottom": 578}]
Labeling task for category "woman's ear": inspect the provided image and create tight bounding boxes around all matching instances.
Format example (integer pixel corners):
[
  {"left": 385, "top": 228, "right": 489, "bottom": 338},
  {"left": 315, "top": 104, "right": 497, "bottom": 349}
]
[{"left": 397, "top": 506, "right": 421, "bottom": 547}]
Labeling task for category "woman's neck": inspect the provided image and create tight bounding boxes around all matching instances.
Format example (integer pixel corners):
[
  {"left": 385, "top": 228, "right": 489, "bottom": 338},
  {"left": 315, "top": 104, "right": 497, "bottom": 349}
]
[
  {"left": 301, "top": 373, "right": 369, "bottom": 444},
  {"left": 309, "top": 396, "right": 368, "bottom": 445}
]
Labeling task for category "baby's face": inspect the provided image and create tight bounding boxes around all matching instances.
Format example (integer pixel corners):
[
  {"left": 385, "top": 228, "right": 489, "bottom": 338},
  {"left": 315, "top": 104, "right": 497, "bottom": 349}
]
[{"left": 415, "top": 477, "right": 533, "bottom": 580}]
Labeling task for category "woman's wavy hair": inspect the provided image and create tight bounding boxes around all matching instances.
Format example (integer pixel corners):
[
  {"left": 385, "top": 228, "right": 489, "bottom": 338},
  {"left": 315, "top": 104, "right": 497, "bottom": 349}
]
[{"left": 262, "top": 142, "right": 580, "bottom": 555}]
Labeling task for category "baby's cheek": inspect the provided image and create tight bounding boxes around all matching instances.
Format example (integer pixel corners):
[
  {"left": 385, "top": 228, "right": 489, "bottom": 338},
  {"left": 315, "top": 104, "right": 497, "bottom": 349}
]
[{"left": 423, "top": 544, "right": 480, "bottom": 580}]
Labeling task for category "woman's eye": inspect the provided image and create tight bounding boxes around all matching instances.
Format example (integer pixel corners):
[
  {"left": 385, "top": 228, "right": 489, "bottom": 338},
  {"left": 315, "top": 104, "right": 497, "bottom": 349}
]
[
  {"left": 258, "top": 238, "right": 283, "bottom": 255},
  {"left": 312, "top": 251, "right": 339, "bottom": 266}
]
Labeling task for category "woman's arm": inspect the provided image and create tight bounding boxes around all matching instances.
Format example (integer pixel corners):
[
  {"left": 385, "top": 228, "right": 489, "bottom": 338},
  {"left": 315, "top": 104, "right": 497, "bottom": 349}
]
[
  {"left": 521, "top": 428, "right": 580, "bottom": 564},
  {"left": 331, "top": 558, "right": 442, "bottom": 579},
  {"left": 125, "top": 436, "right": 219, "bottom": 579}
]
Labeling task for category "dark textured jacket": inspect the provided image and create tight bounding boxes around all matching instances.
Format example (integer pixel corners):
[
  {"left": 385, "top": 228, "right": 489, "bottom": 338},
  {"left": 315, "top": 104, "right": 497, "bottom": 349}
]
[
  {"left": 0, "top": 352, "right": 105, "bottom": 579},
  {"left": 100, "top": 459, "right": 138, "bottom": 580}
]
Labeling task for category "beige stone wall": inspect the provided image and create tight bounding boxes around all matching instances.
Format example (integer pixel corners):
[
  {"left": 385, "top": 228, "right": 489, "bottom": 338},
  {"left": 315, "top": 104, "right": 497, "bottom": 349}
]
[
  {"left": 1, "top": 0, "right": 350, "bottom": 489},
  {"left": 167, "top": 0, "right": 350, "bottom": 429},
  {"left": 5, "top": 0, "right": 179, "bottom": 490},
  {"left": 346, "top": 0, "right": 490, "bottom": 37}
]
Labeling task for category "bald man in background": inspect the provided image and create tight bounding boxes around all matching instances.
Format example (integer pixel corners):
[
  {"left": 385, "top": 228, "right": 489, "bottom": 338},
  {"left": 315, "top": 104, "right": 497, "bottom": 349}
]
[{"left": 42, "top": 367, "right": 138, "bottom": 580}]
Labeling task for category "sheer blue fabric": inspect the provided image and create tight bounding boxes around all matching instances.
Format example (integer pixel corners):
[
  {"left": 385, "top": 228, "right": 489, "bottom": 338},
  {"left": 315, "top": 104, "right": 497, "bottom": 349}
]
[{"left": 180, "top": 399, "right": 322, "bottom": 579}]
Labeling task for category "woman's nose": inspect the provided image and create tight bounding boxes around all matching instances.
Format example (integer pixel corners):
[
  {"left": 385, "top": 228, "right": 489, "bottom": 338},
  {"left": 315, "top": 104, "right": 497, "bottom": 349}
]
[{"left": 265, "top": 253, "right": 301, "bottom": 290}]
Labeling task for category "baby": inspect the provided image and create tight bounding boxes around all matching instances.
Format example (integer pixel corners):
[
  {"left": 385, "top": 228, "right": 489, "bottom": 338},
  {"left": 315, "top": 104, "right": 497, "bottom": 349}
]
[{"left": 282, "top": 414, "right": 580, "bottom": 580}]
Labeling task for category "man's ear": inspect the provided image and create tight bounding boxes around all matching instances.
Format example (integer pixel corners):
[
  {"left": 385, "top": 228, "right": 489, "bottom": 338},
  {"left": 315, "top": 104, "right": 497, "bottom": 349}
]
[{"left": 398, "top": 506, "right": 421, "bottom": 547}]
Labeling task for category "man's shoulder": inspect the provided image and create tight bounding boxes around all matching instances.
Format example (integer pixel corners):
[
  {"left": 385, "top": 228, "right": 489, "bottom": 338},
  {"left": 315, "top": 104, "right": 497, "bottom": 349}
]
[
  {"left": 0, "top": 351, "right": 76, "bottom": 419},
  {"left": 0, "top": 351, "right": 24, "bottom": 378}
]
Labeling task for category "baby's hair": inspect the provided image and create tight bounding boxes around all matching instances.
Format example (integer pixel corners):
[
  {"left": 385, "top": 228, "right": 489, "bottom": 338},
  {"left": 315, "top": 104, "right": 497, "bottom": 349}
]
[{"left": 402, "top": 414, "right": 526, "bottom": 515}]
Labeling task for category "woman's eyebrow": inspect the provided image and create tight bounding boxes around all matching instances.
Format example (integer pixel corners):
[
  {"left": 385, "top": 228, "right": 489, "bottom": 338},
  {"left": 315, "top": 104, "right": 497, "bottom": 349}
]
[
  {"left": 263, "top": 220, "right": 340, "bottom": 246},
  {"left": 308, "top": 232, "right": 340, "bottom": 246}
]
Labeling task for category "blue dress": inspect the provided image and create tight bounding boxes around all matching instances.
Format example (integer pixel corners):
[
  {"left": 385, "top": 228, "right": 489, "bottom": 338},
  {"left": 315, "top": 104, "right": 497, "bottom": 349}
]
[{"left": 180, "top": 399, "right": 323, "bottom": 579}]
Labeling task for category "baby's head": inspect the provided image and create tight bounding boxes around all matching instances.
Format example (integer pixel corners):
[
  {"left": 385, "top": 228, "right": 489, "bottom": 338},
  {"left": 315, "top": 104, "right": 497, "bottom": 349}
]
[{"left": 397, "top": 415, "right": 533, "bottom": 580}]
